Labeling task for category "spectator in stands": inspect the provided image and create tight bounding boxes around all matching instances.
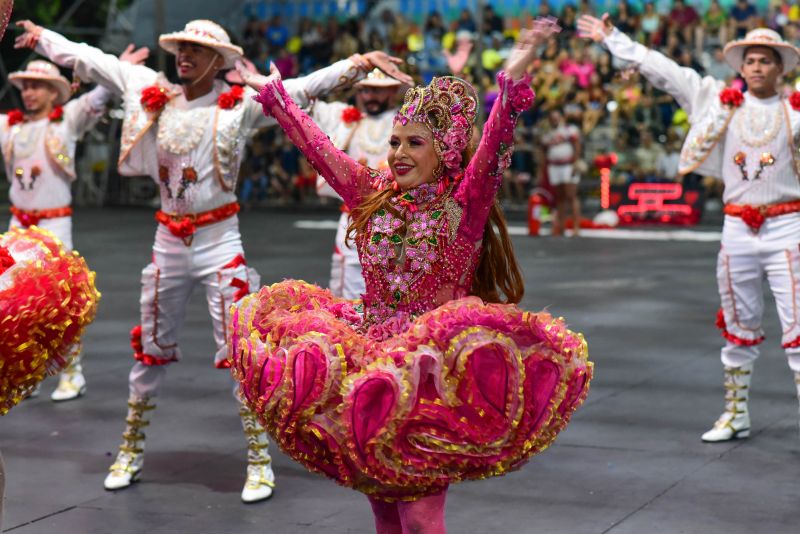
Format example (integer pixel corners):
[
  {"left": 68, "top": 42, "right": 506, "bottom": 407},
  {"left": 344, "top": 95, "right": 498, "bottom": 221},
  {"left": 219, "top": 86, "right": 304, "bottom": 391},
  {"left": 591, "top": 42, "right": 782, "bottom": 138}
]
[
  {"left": 265, "top": 15, "right": 289, "bottom": 50},
  {"left": 614, "top": 1, "right": 639, "bottom": 36},
  {"left": 504, "top": 128, "right": 534, "bottom": 206},
  {"left": 656, "top": 135, "right": 682, "bottom": 182},
  {"left": 641, "top": 2, "right": 662, "bottom": 46},
  {"left": 730, "top": 0, "right": 758, "bottom": 38},
  {"left": 456, "top": 8, "right": 476, "bottom": 33},
  {"left": 560, "top": 4, "right": 579, "bottom": 39},
  {"left": 561, "top": 46, "right": 596, "bottom": 88},
  {"left": 668, "top": 0, "right": 700, "bottom": 47},
  {"left": 332, "top": 19, "right": 361, "bottom": 61},
  {"left": 697, "top": 0, "right": 728, "bottom": 53},
  {"left": 577, "top": 72, "right": 608, "bottom": 134},
  {"left": 483, "top": 5, "right": 504, "bottom": 35}
]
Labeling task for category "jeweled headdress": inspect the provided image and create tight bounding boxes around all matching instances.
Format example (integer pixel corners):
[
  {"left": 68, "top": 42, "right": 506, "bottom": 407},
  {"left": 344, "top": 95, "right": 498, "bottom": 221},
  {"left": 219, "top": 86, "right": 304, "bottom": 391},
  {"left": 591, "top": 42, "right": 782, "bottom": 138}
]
[{"left": 394, "top": 76, "right": 479, "bottom": 178}]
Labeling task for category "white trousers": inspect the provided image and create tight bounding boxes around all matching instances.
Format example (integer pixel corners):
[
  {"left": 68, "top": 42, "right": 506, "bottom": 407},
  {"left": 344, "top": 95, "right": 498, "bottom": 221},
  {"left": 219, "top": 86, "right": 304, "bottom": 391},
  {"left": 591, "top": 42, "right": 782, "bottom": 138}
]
[
  {"left": 328, "top": 211, "right": 365, "bottom": 300},
  {"left": 717, "top": 213, "right": 800, "bottom": 372},
  {"left": 129, "top": 215, "right": 259, "bottom": 398},
  {"left": 9, "top": 215, "right": 73, "bottom": 250}
]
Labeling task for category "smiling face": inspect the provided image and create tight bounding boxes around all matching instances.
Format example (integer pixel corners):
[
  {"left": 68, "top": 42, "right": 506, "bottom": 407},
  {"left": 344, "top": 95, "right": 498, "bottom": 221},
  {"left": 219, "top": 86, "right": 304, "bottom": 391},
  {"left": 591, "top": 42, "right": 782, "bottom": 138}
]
[
  {"left": 175, "top": 41, "right": 223, "bottom": 83},
  {"left": 740, "top": 45, "right": 782, "bottom": 96},
  {"left": 20, "top": 79, "right": 59, "bottom": 115},
  {"left": 388, "top": 121, "right": 440, "bottom": 190}
]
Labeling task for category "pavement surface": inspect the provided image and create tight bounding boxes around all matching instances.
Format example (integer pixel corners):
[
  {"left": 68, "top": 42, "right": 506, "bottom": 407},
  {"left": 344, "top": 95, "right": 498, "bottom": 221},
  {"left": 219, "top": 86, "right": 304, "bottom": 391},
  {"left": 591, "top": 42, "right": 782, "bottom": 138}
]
[{"left": 2, "top": 208, "right": 799, "bottom": 534}]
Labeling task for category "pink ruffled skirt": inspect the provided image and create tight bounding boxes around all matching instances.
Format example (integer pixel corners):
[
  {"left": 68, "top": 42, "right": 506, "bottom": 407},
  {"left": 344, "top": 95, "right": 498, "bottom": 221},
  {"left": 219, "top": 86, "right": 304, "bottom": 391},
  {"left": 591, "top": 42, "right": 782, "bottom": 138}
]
[{"left": 229, "top": 280, "right": 591, "bottom": 501}]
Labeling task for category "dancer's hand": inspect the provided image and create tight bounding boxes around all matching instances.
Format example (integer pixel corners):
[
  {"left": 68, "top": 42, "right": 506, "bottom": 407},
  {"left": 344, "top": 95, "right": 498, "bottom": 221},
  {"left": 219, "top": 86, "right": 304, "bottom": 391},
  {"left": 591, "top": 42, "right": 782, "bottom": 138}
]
[
  {"left": 504, "top": 16, "right": 561, "bottom": 80},
  {"left": 444, "top": 37, "right": 473, "bottom": 76},
  {"left": 236, "top": 60, "right": 280, "bottom": 93},
  {"left": 351, "top": 51, "right": 414, "bottom": 86},
  {"left": 577, "top": 13, "right": 613, "bottom": 43},
  {"left": 13, "top": 19, "right": 42, "bottom": 49},
  {"left": 119, "top": 44, "right": 149, "bottom": 65}
]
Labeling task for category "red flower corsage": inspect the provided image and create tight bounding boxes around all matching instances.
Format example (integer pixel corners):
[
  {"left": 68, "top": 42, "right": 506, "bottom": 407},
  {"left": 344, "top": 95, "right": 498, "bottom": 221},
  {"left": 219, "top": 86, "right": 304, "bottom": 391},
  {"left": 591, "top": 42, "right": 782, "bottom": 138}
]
[
  {"left": 790, "top": 91, "right": 800, "bottom": 112},
  {"left": 720, "top": 87, "right": 744, "bottom": 108},
  {"left": 141, "top": 85, "right": 170, "bottom": 113},
  {"left": 218, "top": 85, "right": 244, "bottom": 109},
  {"left": 342, "top": 106, "right": 363, "bottom": 124},
  {"left": 7, "top": 109, "right": 24, "bottom": 126},
  {"left": 0, "top": 246, "right": 15, "bottom": 275},
  {"left": 740, "top": 205, "right": 766, "bottom": 232},
  {"left": 48, "top": 106, "right": 64, "bottom": 122}
]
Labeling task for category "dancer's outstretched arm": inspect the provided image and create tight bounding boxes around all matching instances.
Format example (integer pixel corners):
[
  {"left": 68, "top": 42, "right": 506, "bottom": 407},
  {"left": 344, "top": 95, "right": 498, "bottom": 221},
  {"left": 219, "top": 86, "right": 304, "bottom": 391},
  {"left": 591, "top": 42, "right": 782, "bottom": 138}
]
[
  {"left": 16, "top": 20, "right": 157, "bottom": 96},
  {"left": 244, "top": 51, "right": 412, "bottom": 130},
  {"left": 239, "top": 63, "right": 377, "bottom": 209},
  {"left": 577, "top": 13, "right": 723, "bottom": 118},
  {"left": 459, "top": 17, "right": 559, "bottom": 241}
]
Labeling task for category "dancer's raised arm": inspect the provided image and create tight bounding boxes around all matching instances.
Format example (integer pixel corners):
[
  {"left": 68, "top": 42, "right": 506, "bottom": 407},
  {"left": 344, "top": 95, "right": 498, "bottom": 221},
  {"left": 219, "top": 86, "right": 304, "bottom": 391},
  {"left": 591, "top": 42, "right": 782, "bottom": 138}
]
[
  {"left": 239, "top": 63, "right": 380, "bottom": 209},
  {"left": 577, "top": 13, "right": 722, "bottom": 118},
  {"left": 459, "top": 17, "right": 559, "bottom": 240},
  {"left": 16, "top": 20, "right": 157, "bottom": 96}
]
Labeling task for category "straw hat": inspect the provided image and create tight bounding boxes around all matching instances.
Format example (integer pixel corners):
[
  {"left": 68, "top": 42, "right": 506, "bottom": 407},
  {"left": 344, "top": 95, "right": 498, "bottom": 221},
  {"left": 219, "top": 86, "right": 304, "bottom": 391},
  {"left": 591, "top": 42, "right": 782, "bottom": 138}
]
[
  {"left": 8, "top": 60, "right": 71, "bottom": 105},
  {"left": 355, "top": 68, "right": 404, "bottom": 89},
  {"left": 159, "top": 20, "right": 243, "bottom": 69},
  {"left": 723, "top": 28, "right": 800, "bottom": 75}
]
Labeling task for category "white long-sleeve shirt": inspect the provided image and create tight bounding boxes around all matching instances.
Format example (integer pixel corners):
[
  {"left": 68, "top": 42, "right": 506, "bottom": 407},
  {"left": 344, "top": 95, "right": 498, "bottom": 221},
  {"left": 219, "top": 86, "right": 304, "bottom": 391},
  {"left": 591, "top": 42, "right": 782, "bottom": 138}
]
[{"left": 36, "top": 29, "right": 365, "bottom": 214}]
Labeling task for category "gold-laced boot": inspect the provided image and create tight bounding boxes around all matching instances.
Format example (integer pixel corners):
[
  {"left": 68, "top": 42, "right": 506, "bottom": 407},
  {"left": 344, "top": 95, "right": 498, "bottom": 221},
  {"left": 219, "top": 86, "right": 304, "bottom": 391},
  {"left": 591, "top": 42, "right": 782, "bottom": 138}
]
[
  {"left": 51, "top": 347, "right": 86, "bottom": 402},
  {"left": 239, "top": 405, "right": 275, "bottom": 503},
  {"left": 702, "top": 364, "right": 753, "bottom": 442},
  {"left": 104, "top": 395, "right": 155, "bottom": 490}
]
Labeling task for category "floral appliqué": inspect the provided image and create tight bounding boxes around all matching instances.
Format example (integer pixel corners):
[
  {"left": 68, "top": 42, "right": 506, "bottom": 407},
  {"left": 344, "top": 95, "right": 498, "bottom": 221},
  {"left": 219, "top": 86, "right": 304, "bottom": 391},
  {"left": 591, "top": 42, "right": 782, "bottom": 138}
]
[
  {"left": 141, "top": 85, "right": 171, "bottom": 113},
  {"left": 790, "top": 91, "right": 800, "bottom": 112}
]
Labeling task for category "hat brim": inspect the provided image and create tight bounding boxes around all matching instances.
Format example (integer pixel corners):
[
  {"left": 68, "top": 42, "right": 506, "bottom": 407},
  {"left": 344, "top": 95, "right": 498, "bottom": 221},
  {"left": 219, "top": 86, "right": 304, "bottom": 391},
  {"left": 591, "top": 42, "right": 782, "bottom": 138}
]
[
  {"left": 8, "top": 73, "right": 71, "bottom": 105},
  {"left": 159, "top": 33, "right": 243, "bottom": 69},
  {"left": 355, "top": 77, "right": 404, "bottom": 88},
  {"left": 723, "top": 40, "right": 800, "bottom": 75}
]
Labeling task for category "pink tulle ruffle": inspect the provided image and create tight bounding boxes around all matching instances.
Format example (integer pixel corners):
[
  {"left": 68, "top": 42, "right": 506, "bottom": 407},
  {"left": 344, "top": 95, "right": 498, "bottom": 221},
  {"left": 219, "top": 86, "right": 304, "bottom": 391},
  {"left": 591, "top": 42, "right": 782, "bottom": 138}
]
[{"left": 229, "top": 279, "right": 591, "bottom": 500}]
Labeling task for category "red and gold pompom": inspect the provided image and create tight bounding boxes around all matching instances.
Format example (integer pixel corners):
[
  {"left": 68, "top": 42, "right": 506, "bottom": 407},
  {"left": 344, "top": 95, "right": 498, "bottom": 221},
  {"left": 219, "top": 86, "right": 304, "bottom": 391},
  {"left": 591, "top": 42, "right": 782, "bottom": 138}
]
[
  {"left": 342, "top": 106, "right": 363, "bottom": 124},
  {"left": 719, "top": 87, "right": 744, "bottom": 108},
  {"left": 140, "top": 85, "right": 170, "bottom": 113}
]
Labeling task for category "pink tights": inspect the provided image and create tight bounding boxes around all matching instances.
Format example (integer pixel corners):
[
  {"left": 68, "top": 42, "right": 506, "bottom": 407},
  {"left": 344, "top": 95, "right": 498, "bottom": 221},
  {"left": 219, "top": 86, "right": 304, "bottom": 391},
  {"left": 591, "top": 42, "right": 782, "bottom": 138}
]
[{"left": 368, "top": 490, "right": 448, "bottom": 534}]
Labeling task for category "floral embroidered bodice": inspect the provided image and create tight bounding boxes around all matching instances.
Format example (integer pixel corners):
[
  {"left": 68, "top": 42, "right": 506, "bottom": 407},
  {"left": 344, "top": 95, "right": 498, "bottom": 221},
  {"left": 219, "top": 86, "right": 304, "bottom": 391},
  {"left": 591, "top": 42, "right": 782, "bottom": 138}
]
[{"left": 255, "top": 71, "right": 533, "bottom": 334}]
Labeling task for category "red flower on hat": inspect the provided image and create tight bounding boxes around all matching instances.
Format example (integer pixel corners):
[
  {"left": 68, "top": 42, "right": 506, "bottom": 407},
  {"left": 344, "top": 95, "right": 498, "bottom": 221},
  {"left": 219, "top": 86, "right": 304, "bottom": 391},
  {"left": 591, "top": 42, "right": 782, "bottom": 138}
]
[
  {"left": 790, "top": 91, "right": 800, "bottom": 112},
  {"left": 720, "top": 87, "right": 744, "bottom": 108},
  {"left": 740, "top": 205, "right": 766, "bottom": 232},
  {"left": 141, "top": 85, "right": 170, "bottom": 113},
  {"left": 0, "top": 246, "right": 15, "bottom": 275},
  {"left": 342, "top": 106, "right": 363, "bottom": 125},
  {"left": 48, "top": 106, "right": 64, "bottom": 122},
  {"left": 218, "top": 85, "right": 244, "bottom": 110},
  {"left": 7, "top": 109, "right": 24, "bottom": 126}
]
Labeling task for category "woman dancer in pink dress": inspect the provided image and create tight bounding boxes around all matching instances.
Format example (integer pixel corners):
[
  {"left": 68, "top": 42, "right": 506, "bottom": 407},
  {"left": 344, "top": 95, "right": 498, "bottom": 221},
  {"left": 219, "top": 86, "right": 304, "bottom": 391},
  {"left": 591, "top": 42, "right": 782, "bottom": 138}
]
[{"left": 231, "top": 17, "right": 591, "bottom": 533}]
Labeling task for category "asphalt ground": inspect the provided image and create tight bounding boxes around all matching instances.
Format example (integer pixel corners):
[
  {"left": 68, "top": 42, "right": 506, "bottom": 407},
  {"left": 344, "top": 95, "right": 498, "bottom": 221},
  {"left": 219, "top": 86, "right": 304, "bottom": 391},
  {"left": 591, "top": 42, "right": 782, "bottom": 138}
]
[{"left": 1, "top": 207, "right": 798, "bottom": 533}]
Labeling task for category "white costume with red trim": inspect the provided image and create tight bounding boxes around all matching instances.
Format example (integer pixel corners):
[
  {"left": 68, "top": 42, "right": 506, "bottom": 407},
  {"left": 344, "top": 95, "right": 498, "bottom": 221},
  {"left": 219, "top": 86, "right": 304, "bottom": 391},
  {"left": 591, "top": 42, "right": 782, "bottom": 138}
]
[
  {"left": 36, "top": 29, "right": 367, "bottom": 394},
  {"left": 541, "top": 122, "right": 580, "bottom": 186},
  {"left": 312, "top": 102, "right": 395, "bottom": 299},
  {"left": 603, "top": 29, "right": 800, "bottom": 373},
  {"left": 2, "top": 86, "right": 108, "bottom": 248}
]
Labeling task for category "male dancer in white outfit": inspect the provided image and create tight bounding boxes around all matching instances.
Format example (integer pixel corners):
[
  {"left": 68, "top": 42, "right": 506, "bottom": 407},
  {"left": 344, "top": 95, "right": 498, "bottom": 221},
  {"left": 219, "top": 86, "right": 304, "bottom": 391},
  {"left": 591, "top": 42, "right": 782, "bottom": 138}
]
[
  {"left": 579, "top": 15, "right": 800, "bottom": 442},
  {"left": 313, "top": 68, "right": 402, "bottom": 299},
  {"left": 16, "top": 18, "right": 410, "bottom": 501},
  {"left": 2, "top": 60, "right": 110, "bottom": 401}
]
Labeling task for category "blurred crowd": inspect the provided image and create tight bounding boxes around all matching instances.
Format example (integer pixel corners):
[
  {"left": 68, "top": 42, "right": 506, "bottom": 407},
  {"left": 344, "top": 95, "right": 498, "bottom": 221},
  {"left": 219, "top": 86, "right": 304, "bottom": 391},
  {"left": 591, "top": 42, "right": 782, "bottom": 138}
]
[{"left": 237, "top": 1, "right": 799, "bottom": 209}]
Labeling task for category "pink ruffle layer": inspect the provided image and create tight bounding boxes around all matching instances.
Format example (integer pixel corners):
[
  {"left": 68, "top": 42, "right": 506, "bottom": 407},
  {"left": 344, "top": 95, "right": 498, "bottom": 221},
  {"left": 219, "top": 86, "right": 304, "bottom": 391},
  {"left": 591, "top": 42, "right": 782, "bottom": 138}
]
[{"left": 229, "top": 280, "right": 592, "bottom": 500}]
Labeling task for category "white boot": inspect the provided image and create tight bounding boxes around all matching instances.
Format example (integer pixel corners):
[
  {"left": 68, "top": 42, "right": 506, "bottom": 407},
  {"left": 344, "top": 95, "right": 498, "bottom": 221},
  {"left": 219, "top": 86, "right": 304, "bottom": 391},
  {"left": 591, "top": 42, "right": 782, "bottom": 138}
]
[
  {"left": 702, "top": 364, "right": 753, "bottom": 442},
  {"left": 239, "top": 405, "right": 275, "bottom": 503},
  {"left": 51, "top": 350, "right": 86, "bottom": 402},
  {"left": 104, "top": 395, "right": 155, "bottom": 490}
]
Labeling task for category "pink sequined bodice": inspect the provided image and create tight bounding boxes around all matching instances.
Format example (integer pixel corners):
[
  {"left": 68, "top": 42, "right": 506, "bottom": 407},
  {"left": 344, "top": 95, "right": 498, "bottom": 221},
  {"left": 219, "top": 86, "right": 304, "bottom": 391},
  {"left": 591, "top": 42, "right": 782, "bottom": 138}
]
[{"left": 255, "top": 71, "right": 534, "bottom": 336}]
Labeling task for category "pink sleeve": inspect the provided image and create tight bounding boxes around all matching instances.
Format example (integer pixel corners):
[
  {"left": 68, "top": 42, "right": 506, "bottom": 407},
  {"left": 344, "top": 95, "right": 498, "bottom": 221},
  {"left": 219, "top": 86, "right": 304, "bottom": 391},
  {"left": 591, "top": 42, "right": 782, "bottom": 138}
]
[
  {"left": 456, "top": 71, "right": 535, "bottom": 241},
  {"left": 253, "top": 77, "right": 378, "bottom": 209}
]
